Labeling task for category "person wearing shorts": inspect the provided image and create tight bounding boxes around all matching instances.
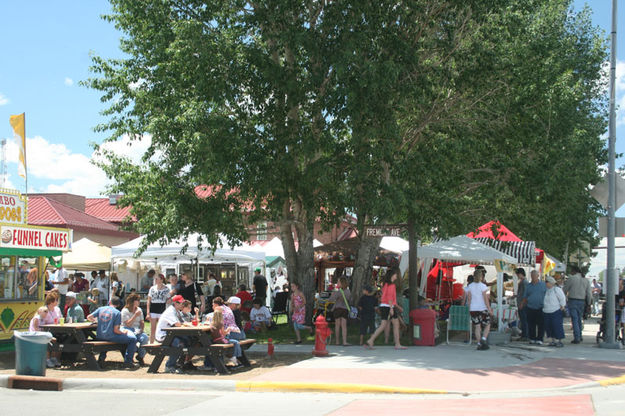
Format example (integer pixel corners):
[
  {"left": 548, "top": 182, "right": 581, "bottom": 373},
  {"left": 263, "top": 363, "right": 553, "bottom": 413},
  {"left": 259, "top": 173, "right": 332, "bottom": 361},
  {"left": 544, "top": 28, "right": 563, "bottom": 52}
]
[
  {"left": 466, "top": 269, "right": 493, "bottom": 350},
  {"left": 365, "top": 268, "right": 406, "bottom": 350},
  {"left": 147, "top": 273, "right": 171, "bottom": 343},
  {"left": 328, "top": 276, "right": 351, "bottom": 346}
]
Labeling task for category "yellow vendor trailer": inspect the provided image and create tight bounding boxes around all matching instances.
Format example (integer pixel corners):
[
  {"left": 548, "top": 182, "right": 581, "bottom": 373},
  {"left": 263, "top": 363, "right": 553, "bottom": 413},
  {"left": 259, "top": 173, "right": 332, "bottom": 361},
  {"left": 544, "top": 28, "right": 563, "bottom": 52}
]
[{"left": 0, "top": 189, "right": 71, "bottom": 343}]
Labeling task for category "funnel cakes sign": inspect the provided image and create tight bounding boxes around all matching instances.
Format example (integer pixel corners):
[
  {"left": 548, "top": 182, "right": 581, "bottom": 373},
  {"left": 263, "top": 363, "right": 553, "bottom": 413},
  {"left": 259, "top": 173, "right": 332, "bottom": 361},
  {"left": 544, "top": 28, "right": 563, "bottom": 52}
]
[
  {"left": 0, "top": 225, "right": 71, "bottom": 251},
  {"left": 0, "top": 189, "right": 27, "bottom": 225}
]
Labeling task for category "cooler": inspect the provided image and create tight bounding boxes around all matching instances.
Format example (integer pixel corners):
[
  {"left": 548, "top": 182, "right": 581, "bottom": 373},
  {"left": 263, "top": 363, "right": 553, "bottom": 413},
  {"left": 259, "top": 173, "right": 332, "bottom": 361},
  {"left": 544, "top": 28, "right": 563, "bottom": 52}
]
[{"left": 409, "top": 308, "right": 437, "bottom": 346}]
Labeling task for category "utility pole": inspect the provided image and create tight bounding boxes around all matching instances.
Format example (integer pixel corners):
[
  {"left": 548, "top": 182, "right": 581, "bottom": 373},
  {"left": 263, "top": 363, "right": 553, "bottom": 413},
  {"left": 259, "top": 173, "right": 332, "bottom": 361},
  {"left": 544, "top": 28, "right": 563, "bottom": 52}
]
[{"left": 601, "top": 0, "right": 620, "bottom": 349}]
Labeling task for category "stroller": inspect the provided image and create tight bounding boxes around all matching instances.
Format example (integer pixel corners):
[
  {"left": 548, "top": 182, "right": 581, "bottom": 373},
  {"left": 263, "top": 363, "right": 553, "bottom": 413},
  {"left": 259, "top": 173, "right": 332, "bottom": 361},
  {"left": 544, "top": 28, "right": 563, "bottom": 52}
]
[{"left": 596, "top": 302, "right": 624, "bottom": 344}]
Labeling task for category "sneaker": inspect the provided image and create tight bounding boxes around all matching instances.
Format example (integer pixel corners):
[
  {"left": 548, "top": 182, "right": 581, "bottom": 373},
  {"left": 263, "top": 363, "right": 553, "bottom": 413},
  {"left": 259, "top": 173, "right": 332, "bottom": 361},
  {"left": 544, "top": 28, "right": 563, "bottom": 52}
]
[
  {"left": 227, "top": 357, "right": 240, "bottom": 366},
  {"left": 164, "top": 366, "right": 181, "bottom": 374},
  {"left": 198, "top": 365, "right": 215, "bottom": 372},
  {"left": 571, "top": 339, "right": 581, "bottom": 344},
  {"left": 122, "top": 362, "right": 139, "bottom": 369},
  {"left": 536, "top": 340, "right": 543, "bottom": 345},
  {"left": 52, "top": 357, "right": 61, "bottom": 367},
  {"left": 555, "top": 341, "right": 564, "bottom": 348},
  {"left": 46, "top": 358, "right": 56, "bottom": 368},
  {"left": 136, "top": 356, "right": 146, "bottom": 366},
  {"left": 481, "top": 343, "right": 490, "bottom": 350},
  {"left": 529, "top": 340, "right": 536, "bottom": 345},
  {"left": 548, "top": 342, "right": 557, "bottom": 347}
]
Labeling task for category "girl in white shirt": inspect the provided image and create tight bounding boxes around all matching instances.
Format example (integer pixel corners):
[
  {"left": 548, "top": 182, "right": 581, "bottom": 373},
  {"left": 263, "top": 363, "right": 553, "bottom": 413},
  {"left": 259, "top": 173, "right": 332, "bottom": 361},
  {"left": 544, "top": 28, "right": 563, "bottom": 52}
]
[{"left": 147, "top": 274, "right": 171, "bottom": 343}]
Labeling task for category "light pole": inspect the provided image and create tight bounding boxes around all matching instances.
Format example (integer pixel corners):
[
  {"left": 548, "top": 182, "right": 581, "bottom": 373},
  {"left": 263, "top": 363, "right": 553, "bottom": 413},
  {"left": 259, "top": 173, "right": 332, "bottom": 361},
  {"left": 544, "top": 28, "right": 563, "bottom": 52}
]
[{"left": 601, "top": 0, "right": 620, "bottom": 349}]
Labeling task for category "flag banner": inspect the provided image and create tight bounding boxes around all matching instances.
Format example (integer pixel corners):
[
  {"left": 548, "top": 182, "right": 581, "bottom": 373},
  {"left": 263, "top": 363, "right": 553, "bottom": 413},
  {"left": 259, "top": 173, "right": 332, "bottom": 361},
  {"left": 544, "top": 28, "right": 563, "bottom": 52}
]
[{"left": 9, "top": 113, "right": 26, "bottom": 179}]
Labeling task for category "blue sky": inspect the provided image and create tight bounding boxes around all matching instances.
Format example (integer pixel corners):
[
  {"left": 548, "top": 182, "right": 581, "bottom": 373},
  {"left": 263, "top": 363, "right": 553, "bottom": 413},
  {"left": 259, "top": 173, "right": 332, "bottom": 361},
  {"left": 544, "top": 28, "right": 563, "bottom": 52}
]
[{"left": 0, "top": 0, "right": 623, "bottom": 198}]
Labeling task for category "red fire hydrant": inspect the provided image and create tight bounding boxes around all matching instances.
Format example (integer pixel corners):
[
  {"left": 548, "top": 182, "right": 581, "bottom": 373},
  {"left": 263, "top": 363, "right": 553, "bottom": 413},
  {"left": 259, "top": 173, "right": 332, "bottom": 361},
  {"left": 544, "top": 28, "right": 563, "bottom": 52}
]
[{"left": 312, "top": 314, "right": 332, "bottom": 357}]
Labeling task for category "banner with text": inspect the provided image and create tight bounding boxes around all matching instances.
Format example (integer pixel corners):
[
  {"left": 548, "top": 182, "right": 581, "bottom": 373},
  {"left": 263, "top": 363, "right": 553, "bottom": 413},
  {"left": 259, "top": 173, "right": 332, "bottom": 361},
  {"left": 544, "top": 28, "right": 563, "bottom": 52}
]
[{"left": 0, "top": 225, "right": 71, "bottom": 251}]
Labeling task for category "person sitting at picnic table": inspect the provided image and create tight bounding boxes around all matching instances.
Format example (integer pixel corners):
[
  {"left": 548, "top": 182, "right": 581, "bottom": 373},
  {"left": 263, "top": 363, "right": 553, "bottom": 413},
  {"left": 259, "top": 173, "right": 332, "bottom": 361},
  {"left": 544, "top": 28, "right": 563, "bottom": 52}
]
[
  {"left": 154, "top": 294, "right": 187, "bottom": 374},
  {"left": 227, "top": 296, "right": 245, "bottom": 340},
  {"left": 179, "top": 300, "right": 200, "bottom": 323},
  {"left": 87, "top": 296, "right": 139, "bottom": 369},
  {"left": 64, "top": 291, "right": 85, "bottom": 323},
  {"left": 121, "top": 293, "right": 149, "bottom": 366},
  {"left": 42, "top": 293, "right": 63, "bottom": 325},
  {"left": 235, "top": 285, "right": 253, "bottom": 315},
  {"left": 29, "top": 306, "right": 60, "bottom": 368},
  {"left": 203, "top": 308, "right": 241, "bottom": 367},
  {"left": 249, "top": 298, "right": 273, "bottom": 332}
]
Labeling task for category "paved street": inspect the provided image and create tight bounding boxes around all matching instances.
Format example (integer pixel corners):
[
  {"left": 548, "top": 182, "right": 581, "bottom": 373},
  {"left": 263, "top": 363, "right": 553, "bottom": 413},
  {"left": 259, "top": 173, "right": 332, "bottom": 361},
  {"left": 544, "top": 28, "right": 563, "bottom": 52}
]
[
  {"left": 2, "top": 318, "right": 625, "bottom": 415},
  {"left": 2, "top": 384, "right": 625, "bottom": 416}
]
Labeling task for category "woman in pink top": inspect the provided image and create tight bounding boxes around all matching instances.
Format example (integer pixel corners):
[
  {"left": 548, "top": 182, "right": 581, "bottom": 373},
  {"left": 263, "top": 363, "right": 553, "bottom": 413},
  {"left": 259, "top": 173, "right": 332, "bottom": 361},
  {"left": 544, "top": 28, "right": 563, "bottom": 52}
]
[
  {"left": 42, "top": 294, "right": 62, "bottom": 325},
  {"left": 365, "top": 268, "right": 406, "bottom": 350}
]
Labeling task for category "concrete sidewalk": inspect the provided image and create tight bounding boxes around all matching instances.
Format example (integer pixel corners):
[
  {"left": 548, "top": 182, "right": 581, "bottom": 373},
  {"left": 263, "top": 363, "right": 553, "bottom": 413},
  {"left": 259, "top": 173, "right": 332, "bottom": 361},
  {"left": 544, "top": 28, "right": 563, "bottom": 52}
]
[{"left": 3, "top": 316, "right": 624, "bottom": 395}]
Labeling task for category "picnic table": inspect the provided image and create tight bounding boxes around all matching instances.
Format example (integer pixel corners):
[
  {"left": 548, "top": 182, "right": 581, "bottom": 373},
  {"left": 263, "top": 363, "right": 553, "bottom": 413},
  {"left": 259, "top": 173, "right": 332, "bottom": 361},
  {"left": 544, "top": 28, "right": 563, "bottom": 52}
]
[
  {"left": 145, "top": 325, "right": 255, "bottom": 375},
  {"left": 39, "top": 322, "right": 122, "bottom": 370}
]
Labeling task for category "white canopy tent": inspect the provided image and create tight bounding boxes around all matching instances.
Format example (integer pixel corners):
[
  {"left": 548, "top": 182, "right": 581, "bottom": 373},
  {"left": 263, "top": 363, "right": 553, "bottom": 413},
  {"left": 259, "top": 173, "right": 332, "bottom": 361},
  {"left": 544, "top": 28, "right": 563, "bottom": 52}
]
[
  {"left": 111, "top": 234, "right": 265, "bottom": 263},
  {"left": 399, "top": 235, "right": 517, "bottom": 333},
  {"left": 111, "top": 234, "right": 267, "bottom": 298},
  {"left": 63, "top": 238, "right": 112, "bottom": 271}
]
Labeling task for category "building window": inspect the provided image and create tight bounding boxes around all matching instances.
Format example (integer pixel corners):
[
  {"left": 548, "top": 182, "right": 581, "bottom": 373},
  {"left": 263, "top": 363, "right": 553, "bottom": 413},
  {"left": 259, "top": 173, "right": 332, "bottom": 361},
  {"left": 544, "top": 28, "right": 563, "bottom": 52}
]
[{"left": 257, "top": 222, "right": 268, "bottom": 241}]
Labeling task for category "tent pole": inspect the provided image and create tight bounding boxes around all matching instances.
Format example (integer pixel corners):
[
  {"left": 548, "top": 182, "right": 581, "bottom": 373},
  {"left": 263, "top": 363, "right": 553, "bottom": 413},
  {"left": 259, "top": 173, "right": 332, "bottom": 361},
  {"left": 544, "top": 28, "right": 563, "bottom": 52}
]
[{"left": 497, "top": 271, "right": 504, "bottom": 333}]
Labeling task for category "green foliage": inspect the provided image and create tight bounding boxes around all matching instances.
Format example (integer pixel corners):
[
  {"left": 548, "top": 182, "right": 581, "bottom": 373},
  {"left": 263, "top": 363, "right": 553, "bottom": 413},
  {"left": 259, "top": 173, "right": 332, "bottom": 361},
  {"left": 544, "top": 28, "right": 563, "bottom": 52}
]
[{"left": 89, "top": 0, "right": 607, "bottom": 279}]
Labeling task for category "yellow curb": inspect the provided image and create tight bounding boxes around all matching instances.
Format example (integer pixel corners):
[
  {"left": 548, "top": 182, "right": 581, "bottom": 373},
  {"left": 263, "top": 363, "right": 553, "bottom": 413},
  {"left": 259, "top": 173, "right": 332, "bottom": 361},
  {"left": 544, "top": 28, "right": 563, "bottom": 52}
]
[
  {"left": 235, "top": 380, "right": 448, "bottom": 395},
  {"left": 598, "top": 374, "right": 625, "bottom": 387}
]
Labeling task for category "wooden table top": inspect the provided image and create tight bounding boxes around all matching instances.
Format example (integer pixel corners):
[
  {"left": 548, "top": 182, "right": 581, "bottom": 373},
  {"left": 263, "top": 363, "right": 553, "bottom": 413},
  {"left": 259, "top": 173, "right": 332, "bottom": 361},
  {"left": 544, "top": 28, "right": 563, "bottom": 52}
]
[
  {"left": 40, "top": 322, "right": 96, "bottom": 330},
  {"left": 163, "top": 324, "right": 211, "bottom": 333}
]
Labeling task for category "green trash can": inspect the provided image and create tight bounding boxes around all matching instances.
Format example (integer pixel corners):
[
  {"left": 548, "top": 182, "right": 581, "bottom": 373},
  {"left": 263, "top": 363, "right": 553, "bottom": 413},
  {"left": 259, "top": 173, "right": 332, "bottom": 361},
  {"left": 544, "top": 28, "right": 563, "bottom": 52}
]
[{"left": 14, "top": 331, "right": 53, "bottom": 376}]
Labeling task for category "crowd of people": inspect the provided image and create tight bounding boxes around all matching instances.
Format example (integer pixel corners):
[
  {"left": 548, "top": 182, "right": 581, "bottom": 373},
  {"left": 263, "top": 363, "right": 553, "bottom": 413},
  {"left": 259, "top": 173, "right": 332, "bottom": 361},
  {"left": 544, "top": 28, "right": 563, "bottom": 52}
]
[{"left": 29, "top": 260, "right": 612, "bottom": 373}]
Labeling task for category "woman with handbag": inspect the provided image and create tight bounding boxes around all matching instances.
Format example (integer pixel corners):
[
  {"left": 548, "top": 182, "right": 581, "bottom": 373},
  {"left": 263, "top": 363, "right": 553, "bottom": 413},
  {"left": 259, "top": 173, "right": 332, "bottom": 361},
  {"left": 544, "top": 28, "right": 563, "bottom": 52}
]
[
  {"left": 365, "top": 268, "right": 406, "bottom": 350},
  {"left": 328, "top": 276, "right": 351, "bottom": 346}
]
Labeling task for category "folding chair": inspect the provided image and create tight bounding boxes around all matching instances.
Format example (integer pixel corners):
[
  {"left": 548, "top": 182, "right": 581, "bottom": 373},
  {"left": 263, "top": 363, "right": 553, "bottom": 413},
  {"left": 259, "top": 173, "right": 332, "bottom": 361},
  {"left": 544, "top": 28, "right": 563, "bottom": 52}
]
[
  {"left": 446, "top": 305, "right": 472, "bottom": 345},
  {"left": 271, "top": 292, "right": 289, "bottom": 324}
]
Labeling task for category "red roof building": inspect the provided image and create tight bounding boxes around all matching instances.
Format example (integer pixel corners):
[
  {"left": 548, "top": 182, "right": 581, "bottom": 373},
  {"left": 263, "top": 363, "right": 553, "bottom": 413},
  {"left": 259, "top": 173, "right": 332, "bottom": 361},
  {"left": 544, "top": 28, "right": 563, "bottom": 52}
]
[
  {"left": 85, "top": 196, "right": 134, "bottom": 226},
  {"left": 27, "top": 194, "right": 138, "bottom": 247}
]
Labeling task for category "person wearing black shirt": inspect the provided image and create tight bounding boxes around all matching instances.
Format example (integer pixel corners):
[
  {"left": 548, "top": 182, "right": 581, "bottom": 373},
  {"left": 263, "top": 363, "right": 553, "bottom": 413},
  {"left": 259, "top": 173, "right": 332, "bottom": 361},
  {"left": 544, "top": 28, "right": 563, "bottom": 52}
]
[
  {"left": 253, "top": 268, "right": 268, "bottom": 306},
  {"left": 178, "top": 272, "right": 205, "bottom": 313},
  {"left": 358, "top": 285, "right": 378, "bottom": 345}
]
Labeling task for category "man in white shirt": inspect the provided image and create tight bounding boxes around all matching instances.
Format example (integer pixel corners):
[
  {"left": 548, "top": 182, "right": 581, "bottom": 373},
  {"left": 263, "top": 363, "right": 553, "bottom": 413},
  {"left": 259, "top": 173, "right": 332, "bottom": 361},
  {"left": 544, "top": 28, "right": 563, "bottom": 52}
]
[
  {"left": 155, "top": 294, "right": 185, "bottom": 373},
  {"left": 466, "top": 269, "right": 493, "bottom": 351},
  {"left": 51, "top": 267, "right": 70, "bottom": 311},
  {"left": 250, "top": 298, "right": 273, "bottom": 332}
]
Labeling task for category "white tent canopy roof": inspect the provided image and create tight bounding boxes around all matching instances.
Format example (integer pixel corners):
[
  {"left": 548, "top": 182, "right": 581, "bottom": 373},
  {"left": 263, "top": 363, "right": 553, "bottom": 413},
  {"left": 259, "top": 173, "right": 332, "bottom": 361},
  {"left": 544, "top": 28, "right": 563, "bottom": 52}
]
[
  {"left": 63, "top": 238, "right": 112, "bottom": 271},
  {"left": 111, "top": 234, "right": 265, "bottom": 264},
  {"left": 380, "top": 236, "right": 410, "bottom": 253},
  {"left": 417, "top": 235, "right": 517, "bottom": 264}
]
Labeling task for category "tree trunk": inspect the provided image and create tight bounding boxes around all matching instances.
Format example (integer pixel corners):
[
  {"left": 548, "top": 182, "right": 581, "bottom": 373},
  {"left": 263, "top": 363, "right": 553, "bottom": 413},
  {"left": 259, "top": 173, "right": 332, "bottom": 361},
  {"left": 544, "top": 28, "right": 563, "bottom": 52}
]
[
  {"left": 350, "top": 236, "right": 382, "bottom": 304},
  {"left": 279, "top": 200, "right": 316, "bottom": 324}
]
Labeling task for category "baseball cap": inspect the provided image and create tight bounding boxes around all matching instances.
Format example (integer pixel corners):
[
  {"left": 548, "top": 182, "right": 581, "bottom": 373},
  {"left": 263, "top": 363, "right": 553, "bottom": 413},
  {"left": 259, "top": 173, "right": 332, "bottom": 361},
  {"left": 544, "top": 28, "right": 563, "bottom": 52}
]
[
  {"left": 546, "top": 276, "right": 556, "bottom": 284},
  {"left": 66, "top": 291, "right": 77, "bottom": 298},
  {"left": 227, "top": 296, "right": 241, "bottom": 304},
  {"left": 172, "top": 295, "right": 185, "bottom": 303},
  {"left": 255, "top": 268, "right": 261, "bottom": 272}
]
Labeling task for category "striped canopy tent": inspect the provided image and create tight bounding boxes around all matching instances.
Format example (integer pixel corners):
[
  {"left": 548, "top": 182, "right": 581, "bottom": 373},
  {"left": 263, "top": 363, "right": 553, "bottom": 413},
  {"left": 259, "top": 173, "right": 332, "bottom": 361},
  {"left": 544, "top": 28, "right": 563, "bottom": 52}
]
[{"left": 467, "top": 221, "right": 539, "bottom": 266}]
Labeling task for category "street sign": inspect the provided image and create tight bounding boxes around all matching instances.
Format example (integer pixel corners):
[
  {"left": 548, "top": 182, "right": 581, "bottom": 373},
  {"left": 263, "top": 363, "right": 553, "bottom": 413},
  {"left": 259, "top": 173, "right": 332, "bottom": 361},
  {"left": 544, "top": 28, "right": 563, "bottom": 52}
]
[{"left": 364, "top": 225, "right": 405, "bottom": 237}]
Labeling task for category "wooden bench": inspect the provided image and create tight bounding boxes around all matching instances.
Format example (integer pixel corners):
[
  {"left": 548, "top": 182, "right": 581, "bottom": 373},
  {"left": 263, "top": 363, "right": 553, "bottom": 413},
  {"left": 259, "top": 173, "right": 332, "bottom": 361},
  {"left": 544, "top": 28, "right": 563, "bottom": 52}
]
[
  {"left": 143, "top": 338, "right": 256, "bottom": 373},
  {"left": 82, "top": 341, "right": 127, "bottom": 370}
]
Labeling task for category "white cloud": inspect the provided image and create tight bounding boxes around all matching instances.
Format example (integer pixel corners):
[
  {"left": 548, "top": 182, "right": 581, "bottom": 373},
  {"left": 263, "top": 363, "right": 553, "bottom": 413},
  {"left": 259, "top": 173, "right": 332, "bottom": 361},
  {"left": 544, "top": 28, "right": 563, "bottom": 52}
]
[
  {"left": 0, "top": 93, "right": 8, "bottom": 106},
  {"left": 64, "top": 77, "right": 74, "bottom": 87},
  {"left": 3, "top": 134, "right": 153, "bottom": 197}
]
